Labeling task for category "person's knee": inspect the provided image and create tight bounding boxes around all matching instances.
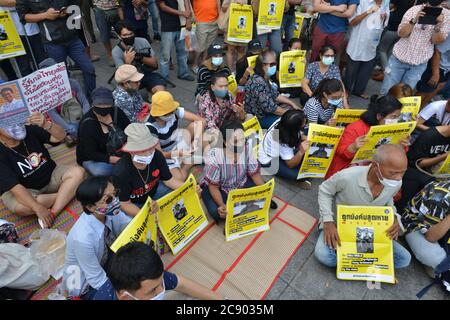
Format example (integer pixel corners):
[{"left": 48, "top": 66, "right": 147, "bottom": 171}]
[
  {"left": 394, "top": 243, "right": 412, "bottom": 269},
  {"left": 314, "top": 237, "right": 336, "bottom": 267},
  {"left": 65, "top": 165, "right": 86, "bottom": 181}
]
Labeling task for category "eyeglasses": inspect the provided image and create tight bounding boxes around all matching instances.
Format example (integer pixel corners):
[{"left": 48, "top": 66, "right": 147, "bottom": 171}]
[{"left": 99, "top": 189, "right": 119, "bottom": 205}]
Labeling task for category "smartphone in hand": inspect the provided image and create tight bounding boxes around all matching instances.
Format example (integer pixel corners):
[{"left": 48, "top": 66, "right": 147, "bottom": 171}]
[
  {"left": 235, "top": 90, "right": 245, "bottom": 105},
  {"left": 418, "top": 6, "right": 443, "bottom": 25}
]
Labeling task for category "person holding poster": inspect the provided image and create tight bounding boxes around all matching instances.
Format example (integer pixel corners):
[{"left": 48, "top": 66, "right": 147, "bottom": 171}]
[
  {"left": 0, "top": 112, "right": 85, "bottom": 229},
  {"left": 325, "top": 95, "right": 407, "bottom": 179},
  {"left": 278, "top": 48, "right": 306, "bottom": 89},
  {"left": 314, "top": 144, "right": 411, "bottom": 270},
  {"left": 63, "top": 177, "right": 132, "bottom": 300},
  {"left": 259, "top": 110, "right": 312, "bottom": 189},
  {"left": 202, "top": 120, "right": 277, "bottom": 223},
  {"left": 277, "top": 38, "right": 304, "bottom": 99},
  {"left": 235, "top": 39, "right": 263, "bottom": 85},
  {"left": 93, "top": 242, "right": 224, "bottom": 300},
  {"left": 113, "top": 123, "right": 188, "bottom": 217},
  {"left": 252, "top": 0, "right": 284, "bottom": 55}
]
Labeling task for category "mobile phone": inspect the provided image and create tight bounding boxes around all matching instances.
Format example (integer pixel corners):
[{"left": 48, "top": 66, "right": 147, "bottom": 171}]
[
  {"left": 235, "top": 91, "right": 245, "bottom": 105},
  {"left": 59, "top": 6, "right": 67, "bottom": 13},
  {"left": 418, "top": 6, "right": 443, "bottom": 25}
]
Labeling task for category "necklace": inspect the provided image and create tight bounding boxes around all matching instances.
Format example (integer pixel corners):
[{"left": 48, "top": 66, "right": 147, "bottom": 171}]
[
  {"left": 136, "top": 164, "right": 150, "bottom": 186},
  {"left": 1, "top": 140, "right": 42, "bottom": 168}
]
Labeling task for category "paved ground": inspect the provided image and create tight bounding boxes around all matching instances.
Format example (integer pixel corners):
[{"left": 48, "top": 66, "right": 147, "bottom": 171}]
[{"left": 86, "top": 33, "right": 448, "bottom": 300}]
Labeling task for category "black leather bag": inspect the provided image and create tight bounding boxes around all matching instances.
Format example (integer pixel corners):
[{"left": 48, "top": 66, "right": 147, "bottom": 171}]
[{"left": 100, "top": 107, "right": 127, "bottom": 156}]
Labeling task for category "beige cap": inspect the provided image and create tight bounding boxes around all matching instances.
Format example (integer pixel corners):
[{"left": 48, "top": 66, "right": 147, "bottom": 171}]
[
  {"left": 115, "top": 64, "right": 144, "bottom": 84},
  {"left": 121, "top": 123, "right": 159, "bottom": 152}
]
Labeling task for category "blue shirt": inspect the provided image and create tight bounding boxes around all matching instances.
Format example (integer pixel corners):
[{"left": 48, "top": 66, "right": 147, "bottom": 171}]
[
  {"left": 437, "top": 35, "right": 450, "bottom": 75},
  {"left": 92, "top": 271, "right": 179, "bottom": 300},
  {"left": 63, "top": 212, "right": 132, "bottom": 297},
  {"left": 317, "top": 0, "right": 360, "bottom": 34}
]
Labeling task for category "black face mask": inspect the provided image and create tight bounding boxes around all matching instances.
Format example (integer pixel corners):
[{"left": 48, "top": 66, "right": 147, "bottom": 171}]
[
  {"left": 122, "top": 36, "right": 135, "bottom": 46},
  {"left": 93, "top": 106, "right": 113, "bottom": 116},
  {"left": 428, "top": 0, "right": 443, "bottom": 6}
]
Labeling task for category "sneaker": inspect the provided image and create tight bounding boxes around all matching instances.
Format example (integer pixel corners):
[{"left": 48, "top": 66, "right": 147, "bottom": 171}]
[
  {"left": 178, "top": 74, "right": 195, "bottom": 81},
  {"left": 298, "top": 180, "right": 312, "bottom": 190},
  {"left": 153, "top": 33, "right": 161, "bottom": 41},
  {"left": 270, "top": 200, "right": 278, "bottom": 210}
]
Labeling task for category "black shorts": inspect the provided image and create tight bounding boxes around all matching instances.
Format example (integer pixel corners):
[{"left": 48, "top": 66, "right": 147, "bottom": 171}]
[
  {"left": 416, "top": 65, "right": 449, "bottom": 93},
  {"left": 140, "top": 71, "right": 167, "bottom": 91}
]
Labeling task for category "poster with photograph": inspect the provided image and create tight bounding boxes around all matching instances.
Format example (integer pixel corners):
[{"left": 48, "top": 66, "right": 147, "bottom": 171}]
[
  {"left": 243, "top": 116, "right": 263, "bottom": 159},
  {"left": 279, "top": 50, "right": 306, "bottom": 88},
  {"left": 434, "top": 152, "right": 450, "bottom": 178},
  {"left": 0, "top": 10, "right": 25, "bottom": 60},
  {"left": 293, "top": 14, "right": 304, "bottom": 38},
  {"left": 227, "top": 4, "right": 253, "bottom": 43},
  {"left": 298, "top": 124, "right": 343, "bottom": 179},
  {"left": 398, "top": 96, "right": 421, "bottom": 122},
  {"left": 333, "top": 109, "right": 365, "bottom": 128},
  {"left": 227, "top": 74, "right": 238, "bottom": 97},
  {"left": 337, "top": 205, "right": 395, "bottom": 284},
  {"left": 0, "top": 62, "right": 71, "bottom": 128},
  {"left": 257, "top": 0, "right": 285, "bottom": 30},
  {"left": 157, "top": 174, "right": 208, "bottom": 255},
  {"left": 351, "top": 122, "right": 416, "bottom": 163},
  {"left": 225, "top": 179, "right": 275, "bottom": 241}
]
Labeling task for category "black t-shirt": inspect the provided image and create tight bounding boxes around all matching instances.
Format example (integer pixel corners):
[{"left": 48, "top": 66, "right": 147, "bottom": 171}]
[
  {"left": 158, "top": 0, "right": 181, "bottom": 32},
  {"left": 407, "top": 127, "right": 450, "bottom": 167},
  {"left": 236, "top": 56, "right": 249, "bottom": 84},
  {"left": 76, "top": 108, "right": 130, "bottom": 165},
  {"left": 387, "top": 0, "right": 416, "bottom": 31},
  {"left": 0, "top": 125, "right": 57, "bottom": 194},
  {"left": 112, "top": 151, "right": 172, "bottom": 204}
]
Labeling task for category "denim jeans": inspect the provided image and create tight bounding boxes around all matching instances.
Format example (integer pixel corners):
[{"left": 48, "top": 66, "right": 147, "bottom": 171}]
[
  {"left": 201, "top": 180, "right": 256, "bottom": 223},
  {"left": 261, "top": 157, "right": 300, "bottom": 181},
  {"left": 258, "top": 29, "right": 282, "bottom": 56},
  {"left": 82, "top": 161, "right": 114, "bottom": 177},
  {"left": 259, "top": 114, "right": 280, "bottom": 129},
  {"left": 377, "top": 30, "right": 399, "bottom": 71},
  {"left": 148, "top": 0, "right": 160, "bottom": 36},
  {"left": 160, "top": 31, "right": 190, "bottom": 79},
  {"left": 405, "top": 230, "right": 447, "bottom": 269},
  {"left": 93, "top": 7, "right": 121, "bottom": 44},
  {"left": 44, "top": 38, "right": 96, "bottom": 96},
  {"left": 282, "top": 13, "right": 296, "bottom": 42},
  {"left": 314, "top": 230, "right": 412, "bottom": 269},
  {"left": 380, "top": 55, "right": 428, "bottom": 95}
]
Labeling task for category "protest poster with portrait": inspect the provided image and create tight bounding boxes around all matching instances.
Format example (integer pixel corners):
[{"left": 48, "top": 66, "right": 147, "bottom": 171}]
[
  {"left": 110, "top": 197, "right": 157, "bottom": 253},
  {"left": 332, "top": 109, "right": 365, "bottom": 128},
  {"left": 225, "top": 179, "right": 275, "bottom": 242},
  {"left": 398, "top": 96, "right": 421, "bottom": 122},
  {"left": 243, "top": 116, "right": 263, "bottom": 158},
  {"left": 279, "top": 50, "right": 306, "bottom": 88},
  {"left": 257, "top": 0, "right": 285, "bottom": 30},
  {"left": 298, "top": 124, "right": 343, "bottom": 179},
  {"left": 227, "top": 74, "right": 238, "bottom": 97},
  {"left": 157, "top": 174, "right": 208, "bottom": 255},
  {"left": 337, "top": 205, "right": 395, "bottom": 284},
  {"left": 227, "top": 4, "right": 253, "bottom": 43},
  {"left": 0, "top": 62, "right": 71, "bottom": 128},
  {"left": 0, "top": 10, "right": 25, "bottom": 60},
  {"left": 351, "top": 122, "right": 416, "bottom": 163},
  {"left": 293, "top": 13, "right": 304, "bottom": 38}
]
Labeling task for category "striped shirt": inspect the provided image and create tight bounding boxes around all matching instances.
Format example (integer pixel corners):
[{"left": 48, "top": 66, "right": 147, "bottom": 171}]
[
  {"left": 258, "top": 119, "right": 297, "bottom": 165},
  {"left": 393, "top": 5, "right": 450, "bottom": 66},
  {"left": 146, "top": 107, "right": 185, "bottom": 151},
  {"left": 304, "top": 97, "right": 342, "bottom": 124},
  {"left": 202, "top": 143, "right": 260, "bottom": 193}
]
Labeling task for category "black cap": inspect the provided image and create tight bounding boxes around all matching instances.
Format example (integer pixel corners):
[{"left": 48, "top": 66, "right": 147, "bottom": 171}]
[
  {"left": 207, "top": 43, "right": 225, "bottom": 57},
  {"left": 247, "top": 39, "right": 263, "bottom": 54}
]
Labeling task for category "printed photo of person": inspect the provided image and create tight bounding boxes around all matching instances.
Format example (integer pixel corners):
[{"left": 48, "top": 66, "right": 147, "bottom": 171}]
[
  {"left": 238, "top": 16, "right": 246, "bottom": 29},
  {"left": 233, "top": 199, "right": 265, "bottom": 217},
  {"left": 356, "top": 227, "right": 374, "bottom": 254},
  {"left": 308, "top": 143, "right": 332, "bottom": 159},
  {"left": 268, "top": 3, "right": 276, "bottom": 15},
  {"left": 172, "top": 200, "right": 188, "bottom": 222}
]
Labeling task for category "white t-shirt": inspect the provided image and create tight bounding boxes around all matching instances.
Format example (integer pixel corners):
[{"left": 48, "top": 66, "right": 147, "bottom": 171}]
[
  {"left": 258, "top": 119, "right": 296, "bottom": 165},
  {"left": 0, "top": 7, "right": 39, "bottom": 36},
  {"left": 418, "top": 100, "right": 450, "bottom": 125}
]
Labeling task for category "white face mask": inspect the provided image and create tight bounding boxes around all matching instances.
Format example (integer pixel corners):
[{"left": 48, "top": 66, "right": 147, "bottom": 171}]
[
  {"left": 376, "top": 163, "right": 402, "bottom": 188},
  {"left": 124, "top": 281, "right": 166, "bottom": 300},
  {"left": 133, "top": 152, "right": 155, "bottom": 165},
  {"left": 384, "top": 118, "right": 399, "bottom": 125}
]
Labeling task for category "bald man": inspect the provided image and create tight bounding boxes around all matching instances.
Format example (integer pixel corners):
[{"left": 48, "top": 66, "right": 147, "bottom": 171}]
[{"left": 315, "top": 144, "right": 412, "bottom": 269}]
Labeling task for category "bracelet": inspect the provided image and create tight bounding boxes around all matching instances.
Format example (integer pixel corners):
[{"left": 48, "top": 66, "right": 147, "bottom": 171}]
[{"left": 45, "top": 121, "right": 53, "bottom": 131}]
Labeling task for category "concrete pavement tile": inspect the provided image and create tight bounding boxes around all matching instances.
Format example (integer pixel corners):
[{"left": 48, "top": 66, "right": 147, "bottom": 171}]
[
  {"left": 264, "top": 277, "right": 288, "bottom": 300},
  {"left": 279, "top": 240, "right": 315, "bottom": 283}
]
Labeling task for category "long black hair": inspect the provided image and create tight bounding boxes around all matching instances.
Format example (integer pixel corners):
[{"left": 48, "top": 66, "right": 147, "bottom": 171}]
[
  {"left": 219, "top": 120, "right": 244, "bottom": 148},
  {"left": 276, "top": 110, "right": 307, "bottom": 148},
  {"left": 207, "top": 71, "right": 230, "bottom": 103},
  {"left": 312, "top": 78, "right": 343, "bottom": 100},
  {"left": 76, "top": 176, "right": 110, "bottom": 214},
  {"left": 254, "top": 50, "right": 276, "bottom": 80},
  {"left": 361, "top": 95, "right": 402, "bottom": 126}
]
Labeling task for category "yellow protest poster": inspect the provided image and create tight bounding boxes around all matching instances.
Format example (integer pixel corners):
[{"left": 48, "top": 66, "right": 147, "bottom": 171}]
[
  {"left": 257, "top": 0, "right": 285, "bottom": 30},
  {"left": 157, "top": 174, "right": 208, "bottom": 255},
  {"left": 0, "top": 10, "right": 25, "bottom": 60},
  {"left": 434, "top": 153, "right": 450, "bottom": 178},
  {"left": 351, "top": 121, "right": 416, "bottom": 163},
  {"left": 110, "top": 197, "right": 157, "bottom": 253},
  {"left": 399, "top": 96, "right": 421, "bottom": 122},
  {"left": 227, "top": 4, "right": 253, "bottom": 43},
  {"left": 279, "top": 50, "right": 306, "bottom": 88},
  {"left": 225, "top": 179, "right": 275, "bottom": 242},
  {"left": 227, "top": 74, "right": 238, "bottom": 97},
  {"left": 298, "top": 124, "right": 343, "bottom": 179},
  {"left": 293, "top": 14, "right": 304, "bottom": 38},
  {"left": 337, "top": 205, "right": 395, "bottom": 284},
  {"left": 247, "top": 55, "right": 258, "bottom": 69},
  {"left": 333, "top": 109, "right": 365, "bottom": 128},
  {"left": 243, "top": 116, "right": 263, "bottom": 158}
]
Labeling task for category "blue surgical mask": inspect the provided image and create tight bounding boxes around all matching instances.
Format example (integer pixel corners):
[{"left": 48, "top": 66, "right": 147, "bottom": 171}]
[
  {"left": 267, "top": 65, "right": 277, "bottom": 77},
  {"left": 322, "top": 56, "right": 334, "bottom": 66},
  {"left": 327, "top": 98, "right": 342, "bottom": 106},
  {"left": 5, "top": 124, "right": 27, "bottom": 140},
  {"left": 213, "top": 89, "right": 228, "bottom": 98},
  {"left": 212, "top": 57, "right": 223, "bottom": 67}
]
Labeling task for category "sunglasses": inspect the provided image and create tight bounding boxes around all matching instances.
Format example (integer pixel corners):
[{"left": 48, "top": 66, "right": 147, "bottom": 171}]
[{"left": 100, "top": 189, "right": 119, "bottom": 205}]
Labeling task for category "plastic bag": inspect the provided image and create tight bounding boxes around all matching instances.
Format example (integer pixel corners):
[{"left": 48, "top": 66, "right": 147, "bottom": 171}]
[
  {"left": 29, "top": 229, "right": 67, "bottom": 280},
  {"left": 180, "top": 26, "right": 198, "bottom": 53}
]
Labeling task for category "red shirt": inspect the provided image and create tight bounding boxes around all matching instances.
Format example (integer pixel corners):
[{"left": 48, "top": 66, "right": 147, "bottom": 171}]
[{"left": 325, "top": 119, "right": 370, "bottom": 180}]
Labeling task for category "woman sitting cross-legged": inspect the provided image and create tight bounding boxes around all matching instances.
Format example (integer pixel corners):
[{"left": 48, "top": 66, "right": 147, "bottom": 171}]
[{"left": 201, "top": 120, "right": 278, "bottom": 224}]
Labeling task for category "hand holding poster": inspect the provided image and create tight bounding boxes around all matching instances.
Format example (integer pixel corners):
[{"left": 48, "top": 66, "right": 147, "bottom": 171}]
[
  {"left": 279, "top": 50, "right": 306, "bottom": 88},
  {"left": 337, "top": 205, "right": 395, "bottom": 284},
  {"left": 227, "top": 74, "right": 238, "bottom": 97},
  {"left": 0, "top": 63, "right": 71, "bottom": 128},
  {"left": 399, "top": 96, "right": 421, "bottom": 122},
  {"left": 351, "top": 122, "right": 416, "bottom": 163},
  {"left": 433, "top": 153, "right": 450, "bottom": 178},
  {"left": 225, "top": 179, "right": 275, "bottom": 242},
  {"left": 293, "top": 14, "right": 304, "bottom": 38},
  {"left": 110, "top": 197, "right": 157, "bottom": 253},
  {"left": 157, "top": 174, "right": 208, "bottom": 255},
  {"left": 257, "top": 0, "right": 285, "bottom": 30},
  {"left": 298, "top": 124, "right": 343, "bottom": 179},
  {"left": 333, "top": 109, "right": 365, "bottom": 128},
  {"left": 243, "top": 116, "right": 263, "bottom": 158},
  {"left": 227, "top": 4, "right": 253, "bottom": 43},
  {"left": 0, "top": 10, "right": 25, "bottom": 60}
]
